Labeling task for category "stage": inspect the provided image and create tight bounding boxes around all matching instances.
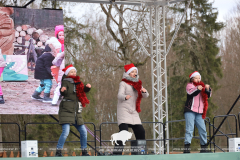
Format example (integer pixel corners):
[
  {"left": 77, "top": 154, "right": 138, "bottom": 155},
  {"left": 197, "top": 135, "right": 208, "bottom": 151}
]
[{"left": 1, "top": 152, "right": 240, "bottom": 160}]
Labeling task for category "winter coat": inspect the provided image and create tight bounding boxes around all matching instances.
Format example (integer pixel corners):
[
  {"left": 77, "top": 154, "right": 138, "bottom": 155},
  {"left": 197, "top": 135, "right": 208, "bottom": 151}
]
[
  {"left": 58, "top": 74, "right": 90, "bottom": 125},
  {"left": 34, "top": 52, "right": 54, "bottom": 80},
  {"left": 117, "top": 72, "right": 149, "bottom": 126},
  {"left": 184, "top": 82, "right": 212, "bottom": 114}
]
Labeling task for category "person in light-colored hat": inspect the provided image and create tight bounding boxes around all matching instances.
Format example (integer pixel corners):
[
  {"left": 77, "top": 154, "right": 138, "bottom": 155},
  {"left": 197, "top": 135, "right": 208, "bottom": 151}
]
[
  {"left": 183, "top": 71, "right": 212, "bottom": 153},
  {"left": 31, "top": 37, "right": 61, "bottom": 103},
  {"left": 55, "top": 64, "right": 91, "bottom": 157},
  {"left": 113, "top": 63, "right": 149, "bottom": 155}
]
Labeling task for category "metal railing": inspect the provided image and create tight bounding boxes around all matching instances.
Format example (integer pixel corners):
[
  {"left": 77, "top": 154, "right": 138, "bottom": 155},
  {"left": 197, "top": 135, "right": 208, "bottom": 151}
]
[
  {"left": 213, "top": 114, "right": 238, "bottom": 152},
  {"left": 99, "top": 122, "right": 165, "bottom": 154},
  {"left": 0, "top": 114, "right": 239, "bottom": 155},
  {"left": 165, "top": 118, "right": 213, "bottom": 151},
  {"left": 24, "top": 122, "right": 97, "bottom": 156},
  {"left": 0, "top": 122, "right": 21, "bottom": 148},
  {"left": 238, "top": 112, "right": 240, "bottom": 131}
]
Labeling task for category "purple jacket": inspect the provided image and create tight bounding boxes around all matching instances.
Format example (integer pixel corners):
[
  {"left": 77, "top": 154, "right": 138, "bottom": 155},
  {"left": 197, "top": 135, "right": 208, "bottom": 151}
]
[{"left": 184, "top": 82, "right": 212, "bottom": 114}]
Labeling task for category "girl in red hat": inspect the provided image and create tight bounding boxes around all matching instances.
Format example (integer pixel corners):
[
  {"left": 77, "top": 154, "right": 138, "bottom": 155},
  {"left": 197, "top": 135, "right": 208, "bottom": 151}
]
[
  {"left": 183, "top": 71, "right": 212, "bottom": 153},
  {"left": 113, "top": 63, "right": 149, "bottom": 155},
  {"left": 55, "top": 64, "right": 91, "bottom": 156}
]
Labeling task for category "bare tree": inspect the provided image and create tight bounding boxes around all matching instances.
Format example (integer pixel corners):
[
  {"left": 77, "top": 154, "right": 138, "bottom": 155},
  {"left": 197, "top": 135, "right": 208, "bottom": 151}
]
[{"left": 100, "top": 4, "right": 150, "bottom": 69}]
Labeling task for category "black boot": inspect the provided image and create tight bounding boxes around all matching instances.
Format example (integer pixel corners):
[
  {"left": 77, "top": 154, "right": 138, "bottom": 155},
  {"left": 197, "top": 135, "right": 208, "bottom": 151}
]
[
  {"left": 55, "top": 149, "right": 63, "bottom": 157},
  {"left": 31, "top": 91, "right": 43, "bottom": 101},
  {"left": 183, "top": 143, "right": 191, "bottom": 153},
  {"left": 42, "top": 93, "right": 52, "bottom": 103},
  {"left": 82, "top": 149, "right": 90, "bottom": 156},
  {"left": 113, "top": 140, "right": 123, "bottom": 155},
  {"left": 0, "top": 95, "right": 4, "bottom": 104},
  {"left": 200, "top": 144, "right": 212, "bottom": 153}
]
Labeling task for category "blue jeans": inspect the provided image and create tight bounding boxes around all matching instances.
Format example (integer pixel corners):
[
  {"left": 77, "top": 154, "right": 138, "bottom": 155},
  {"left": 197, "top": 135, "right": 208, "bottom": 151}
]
[
  {"left": 56, "top": 123, "right": 87, "bottom": 149},
  {"left": 36, "top": 79, "right": 52, "bottom": 93},
  {"left": 184, "top": 112, "right": 207, "bottom": 145}
]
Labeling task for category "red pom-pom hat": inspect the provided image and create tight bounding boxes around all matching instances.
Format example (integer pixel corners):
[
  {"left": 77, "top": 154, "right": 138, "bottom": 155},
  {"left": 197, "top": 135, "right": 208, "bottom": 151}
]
[
  {"left": 124, "top": 63, "right": 138, "bottom": 75},
  {"left": 62, "top": 64, "right": 76, "bottom": 75},
  {"left": 189, "top": 71, "right": 201, "bottom": 80}
]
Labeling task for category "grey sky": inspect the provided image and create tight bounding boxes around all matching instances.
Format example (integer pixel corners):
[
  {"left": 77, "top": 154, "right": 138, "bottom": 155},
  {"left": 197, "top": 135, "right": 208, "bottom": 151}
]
[
  {"left": 211, "top": 0, "right": 237, "bottom": 22},
  {"left": 65, "top": 0, "right": 237, "bottom": 22}
]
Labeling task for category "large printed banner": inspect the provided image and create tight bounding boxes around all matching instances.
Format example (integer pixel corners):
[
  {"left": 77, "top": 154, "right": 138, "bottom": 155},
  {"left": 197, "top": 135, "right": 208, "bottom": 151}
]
[{"left": 0, "top": 7, "right": 65, "bottom": 114}]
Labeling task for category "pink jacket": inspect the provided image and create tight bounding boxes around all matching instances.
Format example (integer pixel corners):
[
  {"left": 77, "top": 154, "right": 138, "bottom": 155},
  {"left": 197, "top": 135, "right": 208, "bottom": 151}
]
[{"left": 184, "top": 82, "right": 212, "bottom": 114}]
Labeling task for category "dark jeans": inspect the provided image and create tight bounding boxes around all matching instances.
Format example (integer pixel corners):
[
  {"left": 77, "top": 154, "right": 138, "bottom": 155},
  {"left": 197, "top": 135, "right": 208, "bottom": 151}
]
[{"left": 113, "top": 123, "right": 145, "bottom": 155}]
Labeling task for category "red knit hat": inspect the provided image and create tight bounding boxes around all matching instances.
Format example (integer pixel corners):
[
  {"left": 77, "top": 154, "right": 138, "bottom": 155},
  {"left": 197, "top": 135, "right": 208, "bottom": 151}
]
[
  {"left": 124, "top": 63, "right": 138, "bottom": 75},
  {"left": 189, "top": 71, "right": 201, "bottom": 80},
  {"left": 62, "top": 64, "right": 76, "bottom": 75}
]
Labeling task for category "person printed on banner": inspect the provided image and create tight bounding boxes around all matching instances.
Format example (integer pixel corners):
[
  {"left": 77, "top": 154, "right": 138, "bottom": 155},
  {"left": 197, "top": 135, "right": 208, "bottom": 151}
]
[
  {"left": 0, "top": 49, "right": 6, "bottom": 103},
  {"left": 51, "top": 52, "right": 65, "bottom": 106},
  {"left": 183, "top": 71, "right": 212, "bottom": 153},
  {"left": 113, "top": 63, "right": 149, "bottom": 155},
  {"left": 51, "top": 25, "right": 65, "bottom": 106},
  {"left": 0, "top": 7, "right": 15, "bottom": 55},
  {"left": 55, "top": 64, "right": 91, "bottom": 157},
  {"left": 31, "top": 37, "right": 61, "bottom": 103},
  {"left": 55, "top": 25, "right": 64, "bottom": 52}
]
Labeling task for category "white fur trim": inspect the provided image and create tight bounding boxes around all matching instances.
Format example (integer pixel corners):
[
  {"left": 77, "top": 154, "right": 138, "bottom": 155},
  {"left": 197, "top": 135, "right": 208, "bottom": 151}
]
[
  {"left": 65, "top": 67, "right": 76, "bottom": 75},
  {"left": 46, "top": 37, "right": 61, "bottom": 50},
  {"left": 126, "top": 67, "right": 138, "bottom": 75},
  {"left": 190, "top": 72, "right": 201, "bottom": 80}
]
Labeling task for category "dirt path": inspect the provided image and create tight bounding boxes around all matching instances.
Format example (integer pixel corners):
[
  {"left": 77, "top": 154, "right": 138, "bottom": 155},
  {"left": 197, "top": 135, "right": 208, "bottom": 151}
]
[{"left": 0, "top": 71, "right": 60, "bottom": 114}]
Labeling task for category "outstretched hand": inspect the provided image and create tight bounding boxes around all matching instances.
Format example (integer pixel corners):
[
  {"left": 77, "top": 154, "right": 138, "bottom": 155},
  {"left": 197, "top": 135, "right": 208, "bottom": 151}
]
[
  {"left": 141, "top": 88, "right": 147, "bottom": 93},
  {"left": 61, "top": 87, "right": 67, "bottom": 92},
  {"left": 205, "top": 84, "right": 210, "bottom": 90},
  {"left": 86, "top": 84, "right": 91, "bottom": 88}
]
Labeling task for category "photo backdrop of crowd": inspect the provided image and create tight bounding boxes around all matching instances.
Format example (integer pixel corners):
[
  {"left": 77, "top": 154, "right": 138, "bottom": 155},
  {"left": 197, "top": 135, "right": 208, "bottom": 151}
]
[{"left": 0, "top": 7, "right": 65, "bottom": 114}]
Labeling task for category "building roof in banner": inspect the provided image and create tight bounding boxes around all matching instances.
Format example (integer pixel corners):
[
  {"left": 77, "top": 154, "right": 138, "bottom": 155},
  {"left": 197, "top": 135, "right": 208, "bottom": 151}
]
[{"left": 53, "top": 0, "right": 185, "bottom": 6}]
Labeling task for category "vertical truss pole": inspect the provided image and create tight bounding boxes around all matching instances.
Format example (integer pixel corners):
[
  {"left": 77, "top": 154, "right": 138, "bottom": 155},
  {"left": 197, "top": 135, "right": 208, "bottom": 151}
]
[
  {"left": 150, "top": 7, "right": 156, "bottom": 154},
  {"left": 163, "top": 6, "right": 169, "bottom": 154},
  {"left": 150, "top": 3, "right": 168, "bottom": 154}
]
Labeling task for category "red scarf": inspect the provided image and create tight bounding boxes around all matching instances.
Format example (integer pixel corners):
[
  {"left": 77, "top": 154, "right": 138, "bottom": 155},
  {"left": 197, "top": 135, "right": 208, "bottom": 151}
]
[
  {"left": 193, "top": 81, "right": 208, "bottom": 119},
  {"left": 122, "top": 79, "right": 143, "bottom": 113},
  {"left": 58, "top": 39, "right": 64, "bottom": 51},
  {"left": 58, "top": 39, "right": 64, "bottom": 44},
  {"left": 66, "top": 76, "right": 89, "bottom": 107}
]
